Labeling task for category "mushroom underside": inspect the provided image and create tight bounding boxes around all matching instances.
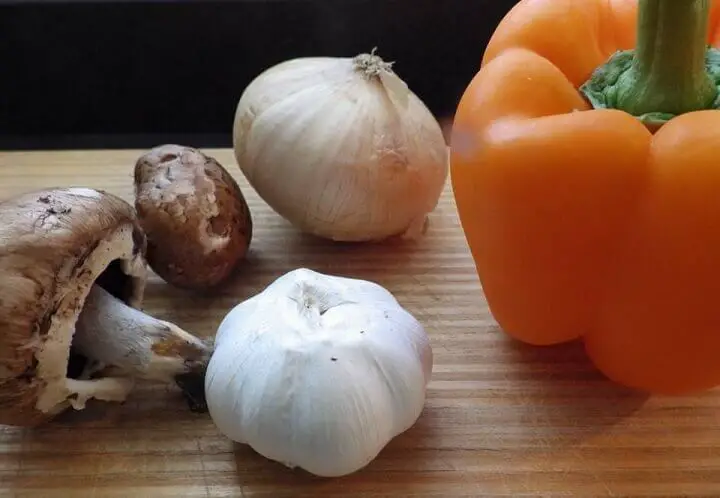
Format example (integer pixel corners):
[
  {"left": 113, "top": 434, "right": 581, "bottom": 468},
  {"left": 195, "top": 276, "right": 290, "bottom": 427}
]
[
  {"left": 28, "top": 226, "right": 148, "bottom": 420},
  {"left": 0, "top": 188, "right": 212, "bottom": 428},
  {"left": 65, "top": 258, "right": 138, "bottom": 379},
  {"left": 44, "top": 248, "right": 211, "bottom": 420}
]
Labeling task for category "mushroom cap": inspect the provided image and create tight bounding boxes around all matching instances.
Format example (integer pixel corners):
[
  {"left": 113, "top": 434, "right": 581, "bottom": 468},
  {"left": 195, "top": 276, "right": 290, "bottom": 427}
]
[
  {"left": 134, "top": 144, "right": 253, "bottom": 290},
  {"left": 0, "top": 188, "right": 147, "bottom": 427}
]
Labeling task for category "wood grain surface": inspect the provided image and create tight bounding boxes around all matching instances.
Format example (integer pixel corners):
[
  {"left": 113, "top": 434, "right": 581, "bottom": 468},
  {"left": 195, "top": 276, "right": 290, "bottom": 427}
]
[{"left": 1, "top": 150, "right": 720, "bottom": 497}]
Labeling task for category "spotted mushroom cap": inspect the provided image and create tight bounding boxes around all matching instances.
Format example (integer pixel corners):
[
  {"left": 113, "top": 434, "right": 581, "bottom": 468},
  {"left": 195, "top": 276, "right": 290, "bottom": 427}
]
[
  {"left": 0, "top": 188, "right": 147, "bottom": 427},
  {"left": 134, "top": 144, "right": 253, "bottom": 290}
]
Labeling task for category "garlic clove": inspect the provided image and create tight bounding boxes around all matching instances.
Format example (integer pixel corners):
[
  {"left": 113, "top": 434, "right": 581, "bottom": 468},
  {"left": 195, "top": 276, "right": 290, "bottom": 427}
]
[{"left": 205, "top": 268, "right": 432, "bottom": 477}]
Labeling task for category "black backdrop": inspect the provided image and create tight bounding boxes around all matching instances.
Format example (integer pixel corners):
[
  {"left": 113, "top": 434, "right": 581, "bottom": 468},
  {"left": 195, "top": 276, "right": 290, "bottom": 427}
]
[{"left": 0, "top": 0, "right": 518, "bottom": 150}]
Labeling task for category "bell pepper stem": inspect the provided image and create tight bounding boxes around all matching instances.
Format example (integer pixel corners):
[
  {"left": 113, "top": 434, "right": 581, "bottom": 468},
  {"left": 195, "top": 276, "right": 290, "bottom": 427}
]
[{"left": 580, "top": 0, "right": 720, "bottom": 129}]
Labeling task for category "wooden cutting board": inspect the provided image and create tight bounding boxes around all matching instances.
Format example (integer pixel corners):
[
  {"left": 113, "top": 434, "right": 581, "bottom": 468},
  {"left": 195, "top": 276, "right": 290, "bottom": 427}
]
[{"left": 1, "top": 149, "right": 719, "bottom": 497}]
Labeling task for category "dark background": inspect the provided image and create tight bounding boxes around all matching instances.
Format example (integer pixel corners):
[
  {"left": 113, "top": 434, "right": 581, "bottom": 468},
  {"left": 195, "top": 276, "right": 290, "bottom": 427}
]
[{"left": 0, "top": 0, "right": 517, "bottom": 150}]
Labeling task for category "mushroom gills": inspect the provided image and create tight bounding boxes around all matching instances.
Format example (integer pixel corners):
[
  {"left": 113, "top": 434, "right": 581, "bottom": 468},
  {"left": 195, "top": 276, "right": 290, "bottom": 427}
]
[
  {"left": 65, "top": 259, "right": 134, "bottom": 380},
  {"left": 68, "top": 273, "right": 213, "bottom": 411}
]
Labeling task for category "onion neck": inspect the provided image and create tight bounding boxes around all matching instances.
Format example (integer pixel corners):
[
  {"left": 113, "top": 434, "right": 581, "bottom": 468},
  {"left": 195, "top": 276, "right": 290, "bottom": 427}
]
[{"left": 353, "top": 49, "right": 394, "bottom": 78}]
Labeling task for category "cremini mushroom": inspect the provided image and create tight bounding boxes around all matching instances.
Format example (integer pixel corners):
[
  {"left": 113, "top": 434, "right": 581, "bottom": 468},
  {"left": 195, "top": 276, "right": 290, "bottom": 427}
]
[
  {"left": 134, "top": 144, "right": 253, "bottom": 291},
  {"left": 0, "top": 187, "right": 211, "bottom": 427}
]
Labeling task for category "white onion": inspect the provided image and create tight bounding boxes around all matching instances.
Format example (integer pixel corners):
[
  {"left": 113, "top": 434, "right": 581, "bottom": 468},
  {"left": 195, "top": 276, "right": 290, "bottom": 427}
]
[{"left": 232, "top": 50, "right": 449, "bottom": 242}]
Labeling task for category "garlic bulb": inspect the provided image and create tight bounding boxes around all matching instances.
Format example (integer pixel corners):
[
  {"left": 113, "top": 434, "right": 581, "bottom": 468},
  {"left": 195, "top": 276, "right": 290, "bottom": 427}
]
[
  {"left": 232, "top": 51, "right": 449, "bottom": 242},
  {"left": 204, "top": 268, "right": 433, "bottom": 477}
]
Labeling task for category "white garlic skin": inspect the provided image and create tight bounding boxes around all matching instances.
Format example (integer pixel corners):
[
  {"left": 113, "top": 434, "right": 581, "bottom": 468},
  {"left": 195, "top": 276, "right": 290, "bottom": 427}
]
[
  {"left": 232, "top": 53, "right": 449, "bottom": 242},
  {"left": 205, "top": 268, "right": 433, "bottom": 477}
]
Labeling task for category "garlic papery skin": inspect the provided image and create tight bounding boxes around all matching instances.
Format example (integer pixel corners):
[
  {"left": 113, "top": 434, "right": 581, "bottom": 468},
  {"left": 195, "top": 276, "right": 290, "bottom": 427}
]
[
  {"left": 232, "top": 51, "right": 449, "bottom": 242},
  {"left": 205, "top": 268, "right": 433, "bottom": 477}
]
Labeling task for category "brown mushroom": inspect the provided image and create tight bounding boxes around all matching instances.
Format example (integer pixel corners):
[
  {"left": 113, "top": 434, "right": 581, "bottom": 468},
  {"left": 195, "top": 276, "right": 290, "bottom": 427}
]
[
  {"left": 0, "top": 188, "right": 211, "bottom": 427},
  {"left": 134, "top": 144, "right": 253, "bottom": 290}
]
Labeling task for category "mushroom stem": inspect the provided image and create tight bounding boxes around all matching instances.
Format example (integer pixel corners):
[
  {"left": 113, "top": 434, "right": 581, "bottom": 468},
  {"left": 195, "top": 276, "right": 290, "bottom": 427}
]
[
  {"left": 64, "top": 377, "right": 136, "bottom": 411},
  {"left": 72, "top": 284, "right": 212, "bottom": 410}
]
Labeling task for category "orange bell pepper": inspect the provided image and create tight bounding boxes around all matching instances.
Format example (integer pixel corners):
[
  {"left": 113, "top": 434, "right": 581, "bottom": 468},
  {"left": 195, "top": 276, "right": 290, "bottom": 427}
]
[{"left": 450, "top": 0, "right": 720, "bottom": 395}]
